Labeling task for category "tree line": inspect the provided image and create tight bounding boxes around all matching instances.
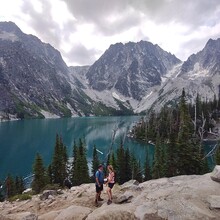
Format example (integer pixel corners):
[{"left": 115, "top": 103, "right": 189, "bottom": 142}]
[
  {"left": 31, "top": 135, "right": 146, "bottom": 194},
  {"left": 132, "top": 89, "right": 220, "bottom": 178},
  {"left": 0, "top": 175, "right": 24, "bottom": 202}
]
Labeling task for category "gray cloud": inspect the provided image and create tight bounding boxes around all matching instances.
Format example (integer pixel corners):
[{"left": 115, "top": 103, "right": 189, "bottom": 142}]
[
  {"left": 179, "top": 29, "right": 220, "bottom": 61},
  {"left": 21, "top": 0, "right": 76, "bottom": 48},
  {"left": 62, "top": 0, "right": 143, "bottom": 35},
  {"left": 129, "top": 0, "right": 220, "bottom": 28},
  {"left": 63, "top": 0, "right": 220, "bottom": 34},
  {"left": 18, "top": 0, "right": 220, "bottom": 65},
  {"left": 21, "top": 0, "right": 59, "bottom": 46},
  {"left": 63, "top": 43, "right": 99, "bottom": 65}
]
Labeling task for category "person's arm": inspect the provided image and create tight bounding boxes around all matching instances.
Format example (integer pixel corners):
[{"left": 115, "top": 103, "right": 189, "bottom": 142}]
[
  {"left": 96, "top": 177, "right": 100, "bottom": 186},
  {"left": 95, "top": 171, "right": 101, "bottom": 186}
]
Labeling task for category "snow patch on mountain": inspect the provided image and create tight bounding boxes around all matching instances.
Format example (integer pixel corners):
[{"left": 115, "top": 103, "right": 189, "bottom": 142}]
[
  {"left": 0, "top": 31, "right": 18, "bottom": 42},
  {"left": 143, "top": 91, "right": 153, "bottom": 100},
  {"left": 112, "top": 92, "right": 126, "bottom": 102},
  {"left": 187, "top": 63, "right": 210, "bottom": 80}
]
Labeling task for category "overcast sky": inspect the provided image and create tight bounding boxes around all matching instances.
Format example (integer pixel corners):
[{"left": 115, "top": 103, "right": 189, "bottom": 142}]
[{"left": 0, "top": 0, "right": 220, "bottom": 66}]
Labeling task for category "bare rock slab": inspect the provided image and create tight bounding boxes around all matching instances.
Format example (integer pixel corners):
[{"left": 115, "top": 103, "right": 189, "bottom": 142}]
[
  {"left": 210, "top": 165, "right": 220, "bottom": 182},
  {"left": 86, "top": 204, "right": 137, "bottom": 220},
  {"left": 207, "top": 195, "right": 220, "bottom": 209},
  {"left": 54, "top": 205, "right": 92, "bottom": 220}
]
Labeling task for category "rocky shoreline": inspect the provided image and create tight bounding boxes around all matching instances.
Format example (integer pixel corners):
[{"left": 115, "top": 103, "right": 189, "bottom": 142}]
[{"left": 1, "top": 168, "right": 220, "bottom": 220}]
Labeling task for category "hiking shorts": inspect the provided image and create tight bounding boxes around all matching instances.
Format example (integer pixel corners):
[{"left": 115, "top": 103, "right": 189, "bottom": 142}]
[
  {"left": 108, "top": 183, "right": 115, "bottom": 189},
  {"left": 96, "top": 184, "right": 103, "bottom": 193}
]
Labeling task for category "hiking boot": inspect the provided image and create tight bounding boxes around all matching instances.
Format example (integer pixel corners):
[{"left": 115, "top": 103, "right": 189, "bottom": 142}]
[
  {"left": 94, "top": 199, "right": 98, "bottom": 207},
  {"left": 107, "top": 200, "right": 112, "bottom": 205},
  {"left": 98, "top": 197, "right": 104, "bottom": 201}
]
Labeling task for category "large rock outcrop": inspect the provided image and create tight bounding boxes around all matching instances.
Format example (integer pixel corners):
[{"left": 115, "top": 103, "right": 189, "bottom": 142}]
[{"left": 0, "top": 172, "right": 220, "bottom": 220}]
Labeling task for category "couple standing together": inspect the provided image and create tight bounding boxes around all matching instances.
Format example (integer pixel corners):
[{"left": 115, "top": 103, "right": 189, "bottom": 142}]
[{"left": 95, "top": 164, "right": 115, "bottom": 206}]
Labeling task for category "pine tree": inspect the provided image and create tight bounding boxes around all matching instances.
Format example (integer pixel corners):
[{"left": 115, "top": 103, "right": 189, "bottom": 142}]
[
  {"left": 130, "top": 154, "right": 142, "bottom": 182},
  {"left": 0, "top": 180, "right": 4, "bottom": 201},
  {"left": 201, "top": 157, "right": 210, "bottom": 174},
  {"left": 177, "top": 89, "right": 200, "bottom": 175},
  {"left": 92, "top": 145, "right": 100, "bottom": 176},
  {"left": 32, "top": 153, "right": 47, "bottom": 194},
  {"left": 124, "top": 148, "right": 132, "bottom": 182},
  {"left": 144, "top": 151, "right": 152, "bottom": 181},
  {"left": 47, "top": 165, "right": 53, "bottom": 184},
  {"left": 165, "top": 109, "right": 180, "bottom": 177},
  {"left": 196, "top": 93, "right": 202, "bottom": 121},
  {"left": 78, "top": 138, "right": 90, "bottom": 184},
  {"left": 215, "top": 145, "right": 220, "bottom": 165},
  {"left": 166, "top": 130, "right": 178, "bottom": 177},
  {"left": 71, "top": 140, "right": 79, "bottom": 185},
  {"left": 158, "top": 106, "right": 170, "bottom": 139},
  {"left": 51, "top": 134, "right": 62, "bottom": 184},
  {"left": 146, "top": 111, "right": 157, "bottom": 142},
  {"left": 50, "top": 134, "right": 68, "bottom": 186},
  {"left": 60, "top": 138, "right": 68, "bottom": 186},
  {"left": 152, "top": 133, "right": 163, "bottom": 179},
  {"left": 136, "top": 160, "right": 143, "bottom": 182},
  {"left": 15, "top": 176, "right": 24, "bottom": 194},
  {"left": 116, "top": 140, "right": 126, "bottom": 184},
  {"left": 5, "top": 174, "right": 16, "bottom": 198},
  {"left": 72, "top": 138, "right": 90, "bottom": 185}
]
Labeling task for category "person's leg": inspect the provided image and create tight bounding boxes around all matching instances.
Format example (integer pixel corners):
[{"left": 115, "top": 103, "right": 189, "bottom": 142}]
[
  {"left": 107, "top": 187, "right": 111, "bottom": 201},
  {"left": 98, "top": 185, "right": 103, "bottom": 200},
  {"left": 109, "top": 188, "right": 112, "bottom": 200},
  {"left": 107, "top": 186, "right": 112, "bottom": 205},
  {"left": 96, "top": 192, "right": 99, "bottom": 201},
  {"left": 95, "top": 185, "right": 100, "bottom": 204},
  {"left": 98, "top": 191, "right": 103, "bottom": 200},
  {"left": 108, "top": 183, "right": 113, "bottom": 200}
]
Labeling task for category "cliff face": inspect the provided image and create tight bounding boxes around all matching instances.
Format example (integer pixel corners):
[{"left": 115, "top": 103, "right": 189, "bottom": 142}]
[{"left": 1, "top": 171, "right": 220, "bottom": 220}]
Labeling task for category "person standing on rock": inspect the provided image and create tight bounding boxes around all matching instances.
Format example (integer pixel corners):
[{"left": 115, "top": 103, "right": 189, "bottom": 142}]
[
  {"left": 106, "top": 165, "right": 115, "bottom": 205},
  {"left": 95, "top": 164, "right": 104, "bottom": 206}
]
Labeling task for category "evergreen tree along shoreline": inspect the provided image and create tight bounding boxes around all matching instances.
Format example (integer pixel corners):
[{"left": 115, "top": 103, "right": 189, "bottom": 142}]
[{"left": 132, "top": 89, "right": 220, "bottom": 177}]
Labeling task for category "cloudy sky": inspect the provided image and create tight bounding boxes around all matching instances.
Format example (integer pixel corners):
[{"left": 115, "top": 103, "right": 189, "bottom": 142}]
[{"left": 0, "top": 0, "right": 220, "bottom": 66}]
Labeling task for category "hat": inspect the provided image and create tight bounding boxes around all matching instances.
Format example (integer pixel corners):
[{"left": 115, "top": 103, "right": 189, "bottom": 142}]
[{"left": 98, "top": 164, "right": 103, "bottom": 169}]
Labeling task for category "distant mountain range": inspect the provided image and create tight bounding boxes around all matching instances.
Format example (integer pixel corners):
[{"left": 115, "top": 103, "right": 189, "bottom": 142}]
[{"left": 0, "top": 21, "right": 219, "bottom": 120}]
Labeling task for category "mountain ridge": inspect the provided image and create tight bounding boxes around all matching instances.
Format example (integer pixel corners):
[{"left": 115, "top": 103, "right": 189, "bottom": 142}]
[
  {"left": 0, "top": 21, "right": 219, "bottom": 120},
  {"left": 144, "top": 37, "right": 220, "bottom": 112}
]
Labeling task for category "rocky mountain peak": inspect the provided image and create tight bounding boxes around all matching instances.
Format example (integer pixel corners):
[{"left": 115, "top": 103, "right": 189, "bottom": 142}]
[
  {"left": 0, "top": 21, "right": 22, "bottom": 34},
  {"left": 205, "top": 38, "right": 220, "bottom": 49},
  {"left": 86, "top": 40, "right": 181, "bottom": 100},
  {"left": 180, "top": 38, "right": 220, "bottom": 75}
]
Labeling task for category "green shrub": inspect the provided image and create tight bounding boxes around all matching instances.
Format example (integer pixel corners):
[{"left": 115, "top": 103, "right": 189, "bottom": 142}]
[
  {"left": 9, "top": 194, "right": 32, "bottom": 202},
  {"left": 42, "top": 184, "right": 61, "bottom": 191}
]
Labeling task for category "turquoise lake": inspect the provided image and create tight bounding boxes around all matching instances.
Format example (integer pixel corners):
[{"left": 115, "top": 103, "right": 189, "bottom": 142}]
[{"left": 0, "top": 116, "right": 154, "bottom": 181}]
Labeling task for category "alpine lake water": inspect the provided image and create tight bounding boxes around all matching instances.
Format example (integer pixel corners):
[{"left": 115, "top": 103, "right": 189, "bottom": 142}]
[
  {"left": 0, "top": 115, "right": 216, "bottom": 183},
  {"left": 0, "top": 116, "right": 154, "bottom": 181}
]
